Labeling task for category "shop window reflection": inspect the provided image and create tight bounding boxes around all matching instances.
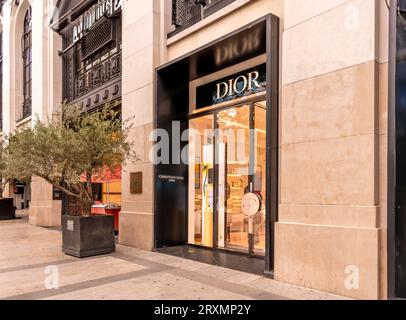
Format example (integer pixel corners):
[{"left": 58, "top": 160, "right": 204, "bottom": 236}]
[{"left": 188, "top": 100, "right": 267, "bottom": 255}]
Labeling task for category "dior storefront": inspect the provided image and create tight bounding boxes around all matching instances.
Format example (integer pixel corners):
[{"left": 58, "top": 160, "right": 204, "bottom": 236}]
[
  {"left": 155, "top": 15, "right": 279, "bottom": 274},
  {"left": 153, "top": 0, "right": 391, "bottom": 300}
]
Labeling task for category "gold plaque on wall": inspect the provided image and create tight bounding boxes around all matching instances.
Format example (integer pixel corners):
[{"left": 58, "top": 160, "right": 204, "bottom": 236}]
[{"left": 130, "top": 172, "right": 143, "bottom": 194}]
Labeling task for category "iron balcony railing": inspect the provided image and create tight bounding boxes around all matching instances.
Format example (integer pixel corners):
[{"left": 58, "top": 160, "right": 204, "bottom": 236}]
[{"left": 170, "top": 0, "right": 236, "bottom": 37}]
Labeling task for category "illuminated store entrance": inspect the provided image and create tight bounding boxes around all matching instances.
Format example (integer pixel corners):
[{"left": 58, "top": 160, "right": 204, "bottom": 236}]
[
  {"left": 155, "top": 15, "right": 279, "bottom": 274},
  {"left": 189, "top": 100, "right": 267, "bottom": 256}
]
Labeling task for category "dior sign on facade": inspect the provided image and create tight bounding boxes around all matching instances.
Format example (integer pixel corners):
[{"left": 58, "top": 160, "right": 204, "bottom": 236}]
[
  {"left": 73, "top": 0, "right": 122, "bottom": 43},
  {"left": 215, "top": 71, "right": 261, "bottom": 100},
  {"left": 196, "top": 64, "right": 266, "bottom": 109}
]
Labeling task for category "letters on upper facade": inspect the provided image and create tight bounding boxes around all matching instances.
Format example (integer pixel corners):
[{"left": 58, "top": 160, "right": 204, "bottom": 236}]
[
  {"left": 215, "top": 28, "right": 262, "bottom": 67},
  {"left": 72, "top": 0, "right": 122, "bottom": 44}
]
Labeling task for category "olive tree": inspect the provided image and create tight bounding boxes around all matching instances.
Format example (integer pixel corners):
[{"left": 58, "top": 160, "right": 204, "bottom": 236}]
[{"left": 4, "top": 104, "right": 133, "bottom": 215}]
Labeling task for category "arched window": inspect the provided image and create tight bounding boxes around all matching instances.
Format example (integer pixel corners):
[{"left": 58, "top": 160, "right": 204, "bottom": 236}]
[{"left": 22, "top": 6, "right": 32, "bottom": 119}]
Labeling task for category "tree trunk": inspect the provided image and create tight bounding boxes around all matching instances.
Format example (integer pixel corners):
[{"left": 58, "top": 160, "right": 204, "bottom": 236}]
[{"left": 80, "top": 199, "right": 93, "bottom": 216}]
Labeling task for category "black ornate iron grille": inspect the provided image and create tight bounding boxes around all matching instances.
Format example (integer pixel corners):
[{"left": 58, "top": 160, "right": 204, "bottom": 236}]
[
  {"left": 82, "top": 19, "right": 113, "bottom": 59},
  {"left": 76, "top": 51, "right": 121, "bottom": 98},
  {"left": 62, "top": 10, "right": 122, "bottom": 111},
  {"left": 204, "top": 0, "right": 236, "bottom": 16},
  {"left": 172, "top": 0, "right": 202, "bottom": 28},
  {"left": 170, "top": 0, "right": 236, "bottom": 37}
]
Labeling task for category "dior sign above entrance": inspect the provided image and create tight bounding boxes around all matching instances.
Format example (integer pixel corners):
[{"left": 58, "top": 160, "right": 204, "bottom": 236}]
[
  {"left": 73, "top": 0, "right": 122, "bottom": 44},
  {"left": 196, "top": 64, "right": 267, "bottom": 109},
  {"left": 216, "top": 71, "right": 261, "bottom": 100}
]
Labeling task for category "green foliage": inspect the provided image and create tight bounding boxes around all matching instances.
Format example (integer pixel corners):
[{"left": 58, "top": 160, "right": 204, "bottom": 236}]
[{"left": 3, "top": 103, "right": 133, "bottom": 215}]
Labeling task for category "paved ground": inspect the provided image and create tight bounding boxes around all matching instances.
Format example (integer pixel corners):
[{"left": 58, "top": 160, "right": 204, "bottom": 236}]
[{"left": 0, "top": 212, "right": 348, "bottom": 300}]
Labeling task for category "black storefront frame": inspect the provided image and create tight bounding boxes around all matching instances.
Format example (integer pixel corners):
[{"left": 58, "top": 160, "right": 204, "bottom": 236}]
[
  {"left": 388, "top": 0, "right": 406, "bottom": 299},
  {"left": 388, "top": 0, "right": 396, "bottom": 300},
  {"left": 154, "top": 14, "right": 279, "bottom": 274}
]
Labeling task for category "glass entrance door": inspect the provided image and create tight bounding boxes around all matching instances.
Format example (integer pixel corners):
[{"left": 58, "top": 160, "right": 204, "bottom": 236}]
[
  {"left": 217, "top": 102, "right": 266, "bottom": 255},
  {"left": 188, "top": 115, "right": 215, "bottom": 248},
  {"left": 188, "top": 100, "right": 267, "bottom": 255}
]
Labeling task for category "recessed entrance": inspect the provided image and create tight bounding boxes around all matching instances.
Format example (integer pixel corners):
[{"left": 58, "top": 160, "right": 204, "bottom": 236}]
[
  {"left": 188, "top": 99, "right": 267, "bottom": 256},
  {"left": 155, "top": 15, "right": 279, "bottom": 274}
]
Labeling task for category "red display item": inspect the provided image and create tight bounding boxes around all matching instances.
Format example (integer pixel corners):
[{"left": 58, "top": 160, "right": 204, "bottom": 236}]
[{"left": 91, "top": 205, "right": 120, "bottom": 232}]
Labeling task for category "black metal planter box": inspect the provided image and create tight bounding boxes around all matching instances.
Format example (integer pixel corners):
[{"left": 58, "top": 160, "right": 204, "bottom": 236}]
[
  {"left": 0, "top": 198, "right": 16, "bottom": 221},
  {"left": 62, "top": 215, "right": 115, "bottom": 258}
]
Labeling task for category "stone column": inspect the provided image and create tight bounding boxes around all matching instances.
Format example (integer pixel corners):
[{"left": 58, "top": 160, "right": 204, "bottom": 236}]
[
  {"left": 29, "top": 0, "right": 62, "bottom": 226},
  {"left": 1, "top": 1, "right": 16, "bottom": 136},
  {"left": 275, "top": 0, "right": 388, "bottom": 300},
  {"left": 119, "top": 0, "right": 170, "bottom": 250},
  {"left": 1, "top": 1, "right": 21, "bottom": 200}
]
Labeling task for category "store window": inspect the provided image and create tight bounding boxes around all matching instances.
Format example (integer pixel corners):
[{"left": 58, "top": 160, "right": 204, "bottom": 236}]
[
  {"left": 188, "top": 61, "right": 268, "bottom": 256},
  {"left": 21, "top": 6, "right": 32, "bottom": 120},
  {"left": 188, "top": 100, "right": 267, "bottom": 255}
]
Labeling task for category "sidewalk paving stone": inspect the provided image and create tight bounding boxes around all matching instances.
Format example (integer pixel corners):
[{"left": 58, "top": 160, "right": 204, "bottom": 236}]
[{"left": 0, "top": 216, "right": 349, "bottom": 300}]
